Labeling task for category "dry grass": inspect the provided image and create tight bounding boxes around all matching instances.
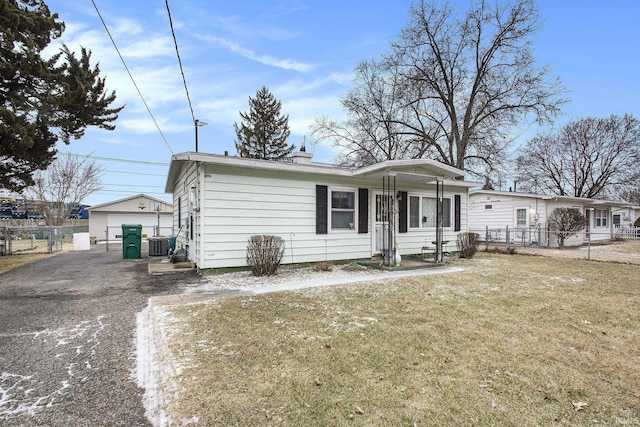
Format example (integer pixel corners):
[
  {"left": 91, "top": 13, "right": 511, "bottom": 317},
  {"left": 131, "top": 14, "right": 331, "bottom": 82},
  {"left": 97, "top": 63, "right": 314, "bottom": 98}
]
[
  {"left": 0, "top": 252, "right": 56, "bottom": 275},
  {"left": 517, "top": 239, "right": 640, "bottom": 264},
  {"left": 161, "top": 254, "right": 640, "bottom": 426},
  {"left": 0, "top": 242, "right": 73, "bottom": 275},
  {"left": 603, "top": 239, "right": 640, "bottom": 254}
]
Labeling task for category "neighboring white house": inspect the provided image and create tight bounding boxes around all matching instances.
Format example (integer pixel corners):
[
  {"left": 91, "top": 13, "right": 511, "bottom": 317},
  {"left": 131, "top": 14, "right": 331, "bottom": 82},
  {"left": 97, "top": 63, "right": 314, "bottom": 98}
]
[
  {"left": 88, "top": 194, "right": 173, "bottom": 241},
  {"left": 469, "top": 190, "right": 630, "bottom": 247},
  {"left": 612, "top": 205, "right": 640, "bottom": 228},
  {"left": 164, "top": 151, "right": 478, "bottom": 270},
  {"left": 612, "top": 205, "right": 640, "bottom": 238}
]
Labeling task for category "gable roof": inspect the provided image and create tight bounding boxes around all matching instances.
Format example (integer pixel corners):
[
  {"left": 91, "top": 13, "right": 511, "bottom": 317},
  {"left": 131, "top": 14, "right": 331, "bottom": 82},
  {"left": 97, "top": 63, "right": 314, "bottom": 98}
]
[
  {"left": 87, "top": 194, "right": 171, "bottom": 211},
  {"left": 470, "top": 189, "right": 630, "bottom": 208},
  {"left": 165, "top": 152, "right": 474, "bottom": 192}
]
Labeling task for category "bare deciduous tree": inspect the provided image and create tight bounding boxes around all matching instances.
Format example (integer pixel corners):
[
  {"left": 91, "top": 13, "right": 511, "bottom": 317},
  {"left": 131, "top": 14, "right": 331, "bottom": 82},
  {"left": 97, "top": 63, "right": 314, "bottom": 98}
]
[
  {"left": 618, "top": 188, "right": 640, "bottom": 205},
  {"left": 313, "top": 0, "right": 566, "bottom": 177},
  {"left": 312, "top": 60, "right": 419, "bottom": 167},
  {"left": 516, "top": 114, "right": 640, "bottom": 199},
  {"left": 24, "top": 153, "right": 103, "bottom": 226}
]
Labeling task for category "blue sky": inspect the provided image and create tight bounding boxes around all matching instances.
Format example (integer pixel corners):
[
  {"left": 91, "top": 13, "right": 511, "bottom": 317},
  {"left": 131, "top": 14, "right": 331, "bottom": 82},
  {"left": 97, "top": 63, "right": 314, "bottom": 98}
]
[{"left": 41, "top": 0, "right": 640, "bottom": 205}]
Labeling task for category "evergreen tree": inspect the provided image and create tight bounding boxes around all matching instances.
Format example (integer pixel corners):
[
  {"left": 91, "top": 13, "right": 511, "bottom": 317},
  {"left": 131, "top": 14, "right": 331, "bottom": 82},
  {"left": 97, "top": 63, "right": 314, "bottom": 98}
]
[
  {"left": 0, "top": 0, "right": 124, "bottom": 191},
  {"left": 234, "top": 86, "right": 294, "bottom": 160}
]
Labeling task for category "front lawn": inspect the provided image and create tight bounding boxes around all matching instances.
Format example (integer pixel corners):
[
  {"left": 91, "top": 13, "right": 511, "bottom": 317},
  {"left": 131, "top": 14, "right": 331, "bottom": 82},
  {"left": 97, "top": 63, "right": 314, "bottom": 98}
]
[{"left": 160, "top": 254, "right": 640, "bottom": 426}]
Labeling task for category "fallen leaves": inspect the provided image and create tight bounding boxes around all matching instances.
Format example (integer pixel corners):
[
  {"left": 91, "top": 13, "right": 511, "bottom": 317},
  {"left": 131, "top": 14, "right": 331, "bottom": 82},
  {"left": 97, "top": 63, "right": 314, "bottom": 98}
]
[{"left": 572, "top": 401, "right": 588, "bottom": 411}]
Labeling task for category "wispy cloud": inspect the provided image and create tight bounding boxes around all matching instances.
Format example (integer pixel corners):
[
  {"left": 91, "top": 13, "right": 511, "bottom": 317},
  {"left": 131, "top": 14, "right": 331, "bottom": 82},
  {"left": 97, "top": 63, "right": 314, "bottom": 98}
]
[
  {"left": 199, "top": 35, "right": 314, "bottom": 72},
  {"left": 207, "top": 15, "right": 300, "bottom": 42}
]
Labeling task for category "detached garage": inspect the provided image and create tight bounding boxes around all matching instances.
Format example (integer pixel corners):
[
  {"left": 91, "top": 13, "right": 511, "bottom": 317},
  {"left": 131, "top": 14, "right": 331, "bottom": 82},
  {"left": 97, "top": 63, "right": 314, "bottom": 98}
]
[{"left": 88, "top": 194, "right": 173, "bottom": 241}]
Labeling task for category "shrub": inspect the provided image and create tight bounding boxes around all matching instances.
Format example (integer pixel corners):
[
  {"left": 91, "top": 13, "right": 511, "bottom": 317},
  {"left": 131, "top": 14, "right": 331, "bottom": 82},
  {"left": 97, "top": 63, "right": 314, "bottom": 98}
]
[
  {"left": 548, "top": 207, "right": 586, "bottom": 248},
  {"left": 457, "top": 232, "right": 479, "bottom": 259},
  {"left": 313, "top": 261, "right": 333, "bottom": 272},
  {"left": 486, "top": 246, "right": 517, "bottom": 255},
  {"left": 246, "top": 235, "right": 285, "bottom": 276},
  {"left": 634, "top": 217, "right": 640, "bottom": 228}
]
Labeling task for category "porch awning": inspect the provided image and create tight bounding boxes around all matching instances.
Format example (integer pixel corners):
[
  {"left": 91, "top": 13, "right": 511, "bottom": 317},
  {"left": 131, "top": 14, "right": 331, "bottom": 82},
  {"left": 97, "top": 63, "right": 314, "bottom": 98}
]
[{"left": 352, "top": 159, "right": 465, "bottom": 184}]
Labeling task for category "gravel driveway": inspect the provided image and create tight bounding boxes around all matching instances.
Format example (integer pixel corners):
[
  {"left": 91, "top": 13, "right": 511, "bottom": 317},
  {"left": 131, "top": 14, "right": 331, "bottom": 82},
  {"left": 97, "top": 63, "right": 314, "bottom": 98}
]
[{"left": 0, "top": 245, "right": 199, "bottom": 426}]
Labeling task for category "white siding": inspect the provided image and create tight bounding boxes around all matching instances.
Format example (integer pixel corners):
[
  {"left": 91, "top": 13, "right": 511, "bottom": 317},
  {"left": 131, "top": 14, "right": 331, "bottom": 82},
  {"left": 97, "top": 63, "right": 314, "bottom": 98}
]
[
  {"left": 200, "top": 169, "right": 372, "bottom": 268},
  {"left": 88, "top": 195, "right": 172, "bottom": 240},
  {"left": 168, "top": 162, "right": 472, "bottom": 269},
  {"left": 172, "top": 163, "right": 198, "bottom": 260},
  {"left": 469, "top": 193, "right": 544, "bottom": 233}
]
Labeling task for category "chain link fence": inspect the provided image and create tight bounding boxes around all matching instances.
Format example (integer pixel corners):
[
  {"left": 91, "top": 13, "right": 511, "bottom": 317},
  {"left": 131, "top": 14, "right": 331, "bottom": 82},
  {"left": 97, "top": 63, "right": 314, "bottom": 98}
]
[
  {"left": 102, "top": 226, "right": 174, "bottom": 252},
  {"left": 0, "top": 224, "right": 88, "bottom": 256},
  {"left": 470, "top": 225, "right": 640, "bottom": 264}
]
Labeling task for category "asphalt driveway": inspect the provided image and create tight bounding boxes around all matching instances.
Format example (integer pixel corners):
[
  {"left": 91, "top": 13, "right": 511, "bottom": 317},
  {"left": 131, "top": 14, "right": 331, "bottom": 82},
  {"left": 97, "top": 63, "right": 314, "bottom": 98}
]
[{"left": 0, "top": 244, "right": 199, "bottom": 426}]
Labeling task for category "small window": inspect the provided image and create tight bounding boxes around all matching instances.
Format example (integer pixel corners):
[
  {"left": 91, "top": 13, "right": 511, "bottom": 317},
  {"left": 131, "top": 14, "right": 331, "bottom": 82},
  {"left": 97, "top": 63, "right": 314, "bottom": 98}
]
[
  {"left": 613, "top": 214, "right": 621, "bottom": 227},
  {"left": 485, "top": 204, "right": 493, "bottom": 210},
  {"left": 595, "top": 209, "right": 608, "bottom": 227},
  {"left": 516, "top": 208, "right": 527, "bottom": 227},
  {"left": 331, "top": 189, "right": 356, "bottom": 230},
  {"left": 409, "top": 196, "right": 420, "bottom": 228}
]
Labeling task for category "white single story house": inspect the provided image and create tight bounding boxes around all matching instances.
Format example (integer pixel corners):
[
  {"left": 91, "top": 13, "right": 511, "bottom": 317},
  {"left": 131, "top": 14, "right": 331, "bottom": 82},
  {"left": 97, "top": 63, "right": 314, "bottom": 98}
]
[
  {"left": 164, "top": 151, "right": 478, "bottom": 270},
  {"left": 88, "top": 194, "right": 173, "bottom": 241},
  {"left": 468, "top": 190, "right": 630, "bottom": 247}
]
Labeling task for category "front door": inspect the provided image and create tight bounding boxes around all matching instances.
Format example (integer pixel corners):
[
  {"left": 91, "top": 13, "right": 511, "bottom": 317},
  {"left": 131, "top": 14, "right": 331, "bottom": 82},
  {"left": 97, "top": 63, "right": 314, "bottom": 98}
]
[
  {"left": 585, "top": 208, "right": 591, "bottom": 238},
  {"left": 372, "top": 192, "right": 393, "bottom": 255}
]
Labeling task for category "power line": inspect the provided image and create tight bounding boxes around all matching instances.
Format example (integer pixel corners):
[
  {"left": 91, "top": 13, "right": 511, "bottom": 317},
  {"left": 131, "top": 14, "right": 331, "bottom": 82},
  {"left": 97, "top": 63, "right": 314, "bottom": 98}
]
[
  {"left": 63, "top": 152, "right": 169, "bottom": 166},
  {"left": 102, "top": 183, "right": 165, "bottom": 188},
  {"left": 101, "top": 170, "right": 167, "bottom": 177},
  {"left": 165, "top": 0, "right": 196, "bottom": 124},
  {"left": 93, "top": 190, "right": 169, "bottom": 196},
  {"left": 90, "top": 0, "right": 175, "bottom": 155}
]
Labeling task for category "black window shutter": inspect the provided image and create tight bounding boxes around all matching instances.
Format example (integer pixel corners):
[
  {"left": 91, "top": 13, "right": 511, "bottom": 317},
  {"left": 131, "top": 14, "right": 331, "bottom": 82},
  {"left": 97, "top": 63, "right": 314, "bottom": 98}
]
[
  {"left": 454, "top": 194, "right": 461, "bottom": 232},
  {"left": 358, "top": 188, "right": 368, "bottom": 234},
  {"left": 398, "top": 191, "right": 408, "bottom": 233},
  {"left": 316, "top": 185, "right": 328, "bottom": 234}
]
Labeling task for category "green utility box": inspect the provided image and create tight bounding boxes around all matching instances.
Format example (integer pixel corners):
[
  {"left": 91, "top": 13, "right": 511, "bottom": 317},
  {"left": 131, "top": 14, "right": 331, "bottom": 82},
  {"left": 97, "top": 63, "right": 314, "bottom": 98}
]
[{"left": 122, "top": 224, "right": 142, "bottom": 259}]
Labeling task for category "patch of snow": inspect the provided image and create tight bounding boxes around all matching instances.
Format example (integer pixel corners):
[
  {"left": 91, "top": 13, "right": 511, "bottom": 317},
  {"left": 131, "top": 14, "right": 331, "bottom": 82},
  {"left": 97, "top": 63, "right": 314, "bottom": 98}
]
[{"left": 1, "top": 316, "right": 105, "bottom": 420}]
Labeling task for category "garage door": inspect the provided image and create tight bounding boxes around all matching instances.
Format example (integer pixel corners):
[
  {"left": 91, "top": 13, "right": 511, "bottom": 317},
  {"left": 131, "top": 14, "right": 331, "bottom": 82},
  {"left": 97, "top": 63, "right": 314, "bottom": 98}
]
[{"left": 106, "top": 214, "right": 159, "bottom": 240}]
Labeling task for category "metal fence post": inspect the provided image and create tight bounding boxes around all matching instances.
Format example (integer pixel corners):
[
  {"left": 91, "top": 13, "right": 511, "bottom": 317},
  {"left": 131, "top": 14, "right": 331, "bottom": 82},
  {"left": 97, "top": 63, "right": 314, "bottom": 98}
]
[
  {"left": 485, "top": 226, "right": 489, "bottom": 251},
  {"left": 506, "top": 226, "right": 510, "bottom": 251},
  {"left": 587, "top": 230, "right": 591, "bottom": 260},
  {"left": 106, "top": 227, "right": 109, "bottom": 252}
]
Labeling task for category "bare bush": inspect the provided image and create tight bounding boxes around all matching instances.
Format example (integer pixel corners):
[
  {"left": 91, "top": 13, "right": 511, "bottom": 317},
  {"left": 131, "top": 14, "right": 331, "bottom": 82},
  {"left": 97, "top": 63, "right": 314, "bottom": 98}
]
[
  {"left": 548, "top": 207, "right": 586, "bottom": 248},
  {"left": 457, "top": 232, "right": 479, "bottom": 259},
  {"left": 246, "top": 235, "right": 285, "bottom": 276}
]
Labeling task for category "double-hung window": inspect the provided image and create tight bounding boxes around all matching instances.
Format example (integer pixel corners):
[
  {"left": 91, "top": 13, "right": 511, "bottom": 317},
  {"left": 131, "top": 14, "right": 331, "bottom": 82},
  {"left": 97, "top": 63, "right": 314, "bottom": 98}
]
[
  {"left": 409, "top": 195, "right": 451, "bottom": 228},
  {"left": 516, "top": 208, "right": 527, "bottom": 227},
  {"left": 330, "top": 189, "right": 356, "bottom": 230},
  {"left": 595, "top": 208, "right": 608, "bottom": 227}
]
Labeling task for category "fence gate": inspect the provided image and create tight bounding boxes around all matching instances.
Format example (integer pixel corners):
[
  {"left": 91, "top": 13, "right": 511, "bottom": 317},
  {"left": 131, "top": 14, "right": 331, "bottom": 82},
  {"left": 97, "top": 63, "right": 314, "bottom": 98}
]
[{"left": 0, "top": 225, "right": 74, "bottom": 255}]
